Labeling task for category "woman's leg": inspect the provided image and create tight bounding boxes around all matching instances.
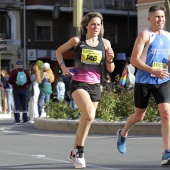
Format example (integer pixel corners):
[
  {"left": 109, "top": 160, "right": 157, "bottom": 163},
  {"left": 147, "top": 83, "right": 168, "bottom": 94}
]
[
  {"left": 33, "top": 86, "right": 40, "bottom": 118},
  {"left": 3, "top": 90, "right": 7, "bottom": 112},
  {"left": 72, "top": 89, "right": 98, "bottom": 150},
  {"left": 6, "top": 89, "right": 11, "bottom": 112}
]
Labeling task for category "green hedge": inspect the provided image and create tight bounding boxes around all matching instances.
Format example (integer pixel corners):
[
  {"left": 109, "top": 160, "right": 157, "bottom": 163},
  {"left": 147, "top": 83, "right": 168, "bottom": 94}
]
[{"left": 44, "top": 88, "right": 159, "bottom": 122}]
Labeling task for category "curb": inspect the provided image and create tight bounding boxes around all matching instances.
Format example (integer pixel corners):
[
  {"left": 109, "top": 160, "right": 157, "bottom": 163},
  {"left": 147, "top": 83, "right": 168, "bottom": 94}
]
[
  {"left": 0, "top": 113, "right": 12, "bottom": 119},
  {"left": 34, "top": 118, "right": 162, "bottom": 135}
]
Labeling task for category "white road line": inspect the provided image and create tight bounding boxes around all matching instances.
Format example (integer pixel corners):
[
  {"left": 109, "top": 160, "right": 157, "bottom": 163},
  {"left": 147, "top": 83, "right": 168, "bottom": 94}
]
[{"left": 0, "top": 149, "right": 121, "bottom": 170}]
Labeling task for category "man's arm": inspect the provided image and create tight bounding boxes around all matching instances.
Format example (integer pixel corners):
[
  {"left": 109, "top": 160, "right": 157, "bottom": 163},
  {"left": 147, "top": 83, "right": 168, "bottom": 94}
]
[{"left": 130, "top": 31, "right": 153, "bottom": 73}]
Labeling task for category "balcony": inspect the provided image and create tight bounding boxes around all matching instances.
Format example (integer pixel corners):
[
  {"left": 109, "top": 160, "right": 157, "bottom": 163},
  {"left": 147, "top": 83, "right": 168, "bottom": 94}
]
[{"left": 93, "top": 0, "right": 137, "bottom": 11}]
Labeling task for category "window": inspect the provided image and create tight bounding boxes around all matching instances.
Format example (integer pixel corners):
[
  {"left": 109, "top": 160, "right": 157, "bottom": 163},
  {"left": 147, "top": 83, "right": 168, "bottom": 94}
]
[
  {"left": 35, "top": 20, "right": 52, "bottom": 41},
  {"left": 104, "top": 24, "right": 118, "bottom": 44},
  {"left": 93, "top": 0, "right": 103, "bottom": 9},
  {"left": 0, "top": 12, "right": 11, "bottom": 39}
]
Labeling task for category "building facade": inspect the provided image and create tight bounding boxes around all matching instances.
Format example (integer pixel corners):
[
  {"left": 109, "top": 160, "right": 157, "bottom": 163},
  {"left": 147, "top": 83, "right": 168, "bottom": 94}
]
[
  {"left": 1, "top": 0, "right": 169, "bottom": 86},
  {"left": 0, "top": 0, "right": 23, "bottom": 72},
  {"left": 24, "top": 0, "right": 137, "bottom": 86}
]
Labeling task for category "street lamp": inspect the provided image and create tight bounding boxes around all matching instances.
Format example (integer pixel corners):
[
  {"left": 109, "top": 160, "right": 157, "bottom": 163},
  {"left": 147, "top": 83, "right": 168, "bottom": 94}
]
[{"left": 73, "top": 0, "right": 83, "bottom": 36}]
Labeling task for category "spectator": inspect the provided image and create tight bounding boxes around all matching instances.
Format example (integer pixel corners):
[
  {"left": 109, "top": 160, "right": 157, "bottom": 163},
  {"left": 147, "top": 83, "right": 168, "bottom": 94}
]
[
  {"left": 38, "top": 62, "right": 55, "bottom": 117},
  {"left": 103, "top": 73, "right": 113, "bottom": 90},
  {"left": 28, "top": 63, "right": 42, "bottom": 123},
  {"left": 1, "top": 69, "right": 8, "bottom": 112},
  {"left": 3, "top": 70, "right": 14, "bottom": 114},
  {"left": 120, "top": 57, "right": 135, "bottom": 89},
  {"left": 8, "top": 60, "right": 31, "bottom": 124}
]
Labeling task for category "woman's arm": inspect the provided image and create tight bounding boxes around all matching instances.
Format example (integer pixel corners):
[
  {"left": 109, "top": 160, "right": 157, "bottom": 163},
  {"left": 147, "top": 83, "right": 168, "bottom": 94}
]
[
  {"left": 55, "top": 36, "right": 80, "bottom": 76},
  {"left": 103, "top": 38, "right": 115, "bottom": 73}
]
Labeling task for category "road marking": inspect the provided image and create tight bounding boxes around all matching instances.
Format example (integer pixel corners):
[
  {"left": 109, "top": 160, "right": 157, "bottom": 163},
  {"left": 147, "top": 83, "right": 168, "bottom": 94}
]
[{"left": 0, "top": 149, "right": 121, "bottom": 170}]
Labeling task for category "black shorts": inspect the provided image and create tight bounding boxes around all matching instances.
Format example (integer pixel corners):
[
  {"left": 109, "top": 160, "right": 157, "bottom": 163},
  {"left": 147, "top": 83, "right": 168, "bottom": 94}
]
[
  {"left": 134, "top": 81, "right": 170, "bottom": 108},
  {"left": 70, "top": 80, "right": 101, "bottom": 102}
]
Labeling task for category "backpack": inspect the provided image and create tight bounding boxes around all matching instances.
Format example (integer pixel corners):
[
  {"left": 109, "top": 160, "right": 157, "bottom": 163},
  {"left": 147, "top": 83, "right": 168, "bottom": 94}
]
[{"left": 16, "top": 70, "right": 27, "bottom": 86}]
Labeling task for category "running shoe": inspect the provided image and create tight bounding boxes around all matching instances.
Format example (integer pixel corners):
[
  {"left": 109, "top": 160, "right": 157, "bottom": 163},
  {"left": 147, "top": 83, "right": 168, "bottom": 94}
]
[
  {"left": 74, "top": 148, "right": 86, "bottom": 169},
  {"left": 117, "top": 129, "right": 126, "bottom": 154},
  {"left": 68, "top": 149, "right": 86, "bottom": 168},
  {"left": 161, "top": 149, "right": 170, "bottom": 165}
]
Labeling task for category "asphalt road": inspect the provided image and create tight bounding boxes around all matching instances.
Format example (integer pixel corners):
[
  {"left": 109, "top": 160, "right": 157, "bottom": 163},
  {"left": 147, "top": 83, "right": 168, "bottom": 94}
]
[{"left": 0, "top": 118, "right": 169, "bottom": 170}]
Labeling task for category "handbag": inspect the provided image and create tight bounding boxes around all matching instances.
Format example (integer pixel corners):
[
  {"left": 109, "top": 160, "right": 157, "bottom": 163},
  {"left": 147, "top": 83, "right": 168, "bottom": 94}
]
[{"left": 126, "top": 66, "right": 135, "bottom": 88}]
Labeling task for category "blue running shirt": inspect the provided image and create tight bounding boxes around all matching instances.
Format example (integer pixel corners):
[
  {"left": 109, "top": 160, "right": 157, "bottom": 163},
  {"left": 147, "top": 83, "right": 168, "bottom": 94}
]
[{"left": 136, "top": 29, "right": 170, "bottom": 84}]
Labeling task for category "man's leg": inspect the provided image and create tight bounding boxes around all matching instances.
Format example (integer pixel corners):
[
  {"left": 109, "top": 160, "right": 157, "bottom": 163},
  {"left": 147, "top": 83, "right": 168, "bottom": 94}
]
[
  {"left": 117, "top": 108, "right": 146, "bottom": 154},
  {"left": 158, "top": 103, "right": 170, "bottom": 165},
  {"left": 20, "top": 89, "right": 28, "bottom": 123},
  {"left": 121, "top": 108, "right": 147, "bottom": 137},
  {"left": 13, "top": 89, "right": 21, "bottom": 123}
]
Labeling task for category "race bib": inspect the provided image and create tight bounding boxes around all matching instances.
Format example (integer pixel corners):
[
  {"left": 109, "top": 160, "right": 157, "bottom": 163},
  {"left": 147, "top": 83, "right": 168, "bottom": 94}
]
[
  {"left": 81, "top": 49, "right": 102, "bottom": 65},
  {"left": 151, "top": 62, "right": 167, "bottom": 77}
]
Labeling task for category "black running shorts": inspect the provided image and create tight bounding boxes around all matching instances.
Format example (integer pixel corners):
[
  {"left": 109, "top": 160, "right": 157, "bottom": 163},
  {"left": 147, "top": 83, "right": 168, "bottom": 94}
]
[
  {"left": 134, "top": 81, "right": 170, "bottom": 108},
  {"left": 70, "top": 80, "right": 101, "bottom": 102}
]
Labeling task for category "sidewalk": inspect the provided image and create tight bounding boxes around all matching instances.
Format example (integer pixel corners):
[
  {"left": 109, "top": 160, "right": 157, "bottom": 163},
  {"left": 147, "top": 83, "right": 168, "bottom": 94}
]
[
  {"left": 0, "top": 113, "right": 11, "bottom": 119},
  {"left": 0, "top": 111, "right": 47, "bottom": 119}
]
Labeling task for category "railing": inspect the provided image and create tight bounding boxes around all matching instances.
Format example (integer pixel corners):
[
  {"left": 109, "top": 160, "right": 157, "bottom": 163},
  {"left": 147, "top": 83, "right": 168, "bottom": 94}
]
[
  {"left": 93, "top": 0, "right": 137, "bottom": 11},
  {"left": 69, "top": 0, "right": 137, "bottom": 11}
]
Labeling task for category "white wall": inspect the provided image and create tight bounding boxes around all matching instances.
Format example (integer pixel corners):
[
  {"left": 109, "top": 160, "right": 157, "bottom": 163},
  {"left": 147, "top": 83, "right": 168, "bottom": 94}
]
[{"left": 136, "top": 1, "right": 167, "bottom": 34}]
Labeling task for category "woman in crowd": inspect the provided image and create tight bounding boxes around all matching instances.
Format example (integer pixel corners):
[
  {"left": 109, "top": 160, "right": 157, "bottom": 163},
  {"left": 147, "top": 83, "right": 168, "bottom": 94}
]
[
  {"left": 28, "top": 63, "right": 42, "bottom": 123},
  {"left": 1, "top": 69, "right": 8, "bottom": 112},
  {"left": 3, "top": 70, "right": 14, "bottom": 114},
  {"left": 55, "top": 12, "right": 115, "bottom": 169},
  {"left": 38, "top": 62, "right": 55, "bottom": 117},
  {"left": 103, "top": 72, "right": 113, "bottom": 90}
]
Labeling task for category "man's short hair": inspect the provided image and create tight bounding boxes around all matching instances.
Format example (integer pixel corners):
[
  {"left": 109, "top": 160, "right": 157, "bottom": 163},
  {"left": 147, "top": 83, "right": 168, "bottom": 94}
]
[{"left": 149, "top": 5, "right": 166, "bottom": 14}]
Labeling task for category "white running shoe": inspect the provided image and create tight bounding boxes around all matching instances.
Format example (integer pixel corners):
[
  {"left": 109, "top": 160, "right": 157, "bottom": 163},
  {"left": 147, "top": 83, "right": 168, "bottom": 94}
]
[
  {"left": 74, "top": 156, "right": 86, "bottom": 169},
  {"left": 68, "top": 149, "right": 86, "bottom": 168}
]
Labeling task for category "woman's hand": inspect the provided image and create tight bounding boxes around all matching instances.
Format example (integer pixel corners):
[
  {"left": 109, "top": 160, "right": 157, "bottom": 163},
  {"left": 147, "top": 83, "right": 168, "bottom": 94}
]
[
  {"left": 106, "top": 48, "right": 114, "bottom": 62},
  {"left": 61, "top": 65, "right": 74, "bottom": 77}
]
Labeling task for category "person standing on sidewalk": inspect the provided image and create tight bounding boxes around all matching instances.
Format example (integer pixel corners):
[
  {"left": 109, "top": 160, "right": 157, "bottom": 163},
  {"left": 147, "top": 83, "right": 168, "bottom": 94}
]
[
  {"left": 3, "top": 70, "right": 14, "bottom": 114},
  {"left": 56, "top": 12, "right": 115, "bottom": 168},
  {"left": 38, "top": 62, "right": 54, "bottom": 117},
  {"left": 8, "top": 60, "right": 31, "bottom": 124},
  {"left": 117, "top": 5, "right": 170, "bottom": 166},
  {"left": 28, "top": 63, "right": 42, "bottom": 123}
]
